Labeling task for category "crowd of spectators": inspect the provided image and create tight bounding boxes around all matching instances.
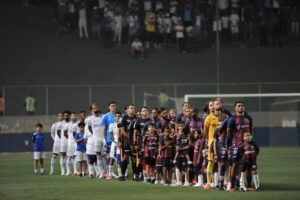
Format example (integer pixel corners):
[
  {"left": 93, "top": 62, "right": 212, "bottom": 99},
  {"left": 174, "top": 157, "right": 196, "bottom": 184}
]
[{"left": 54, "top": 0, "right": 300, "bottom": 52}]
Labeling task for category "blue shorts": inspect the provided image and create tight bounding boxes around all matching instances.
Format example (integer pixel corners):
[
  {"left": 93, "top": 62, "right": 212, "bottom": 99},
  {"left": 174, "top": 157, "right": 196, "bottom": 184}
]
[
  {"left": 106, "top": 141, "right": 112, "bottom": 154},
  {"left": 116, "top": 153, "right": 121, "bottom": 165},
  {"left": 156, "top": 166, "right": 163, "bottom": 175},
  {"left": 87, "top": 155, "right": 97, "bottom": 164},
  {"left": 217, "top": 143, "right": 228, "bottom": 161},
  {"left": 229, "top": 146, "right": 240, "bottom": 163}
]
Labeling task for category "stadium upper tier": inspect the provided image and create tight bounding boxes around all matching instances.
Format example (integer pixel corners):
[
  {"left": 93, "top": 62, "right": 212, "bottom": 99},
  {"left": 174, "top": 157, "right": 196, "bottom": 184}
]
[{"left": 0, "top": 0, "right": 299, "bottom": 86}]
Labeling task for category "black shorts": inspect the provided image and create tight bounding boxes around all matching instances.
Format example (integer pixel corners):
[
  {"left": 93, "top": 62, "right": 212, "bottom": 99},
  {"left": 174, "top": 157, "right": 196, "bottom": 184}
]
[
  {"left": 240, "top": 159, "right": 257, "bottom": 172},
  {"left": 122, "top": 140, "right": 131, "bottom": 156},
  {"left": 156, "top": 166, "right": 163, "bottom": 175},
  {"left": 145, "top": 157, "right": 156, "bottom": 167},
  {"left": 175, "top": 157, "right": 188, "bottom": 171},
  {"left": 179, "top": 149, "right": 189, "bottom": 156},
  {"left": 162, "top": 157, "right": 173, "bottom": 169}
]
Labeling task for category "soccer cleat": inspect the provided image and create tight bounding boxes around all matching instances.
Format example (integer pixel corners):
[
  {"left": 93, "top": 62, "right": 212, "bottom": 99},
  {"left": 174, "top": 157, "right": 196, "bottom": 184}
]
[
  {"left": 193, "top": 183, "right": 202, "bottom": 187},
  {"left": 112, "top": 173, "right": 119, "bottom": 179},
  {"left": 203, "top": 183, "right": 211, "bottom": 190},
  {"left": 183, "top": 182, "right": 190, "bottom": 187},
  {"left": 65, "top": 172, "right": 70, "bottom": 176},
  {"left": 118, "top": 176, "right": 125, "bottom": 181},
  {"left": 160, "top": 180, "right": 165, "bottom": 185},
  {"left": 154, "top": 180, "right": 159, "bottom": 184},
  {"left": 191, "top": 179, "right": 197, "bottom": 184},
  {"left": 79, "top": 173, "right": 83, "bottom": 177},
  {"left": 256, "top": 187, "right": 263, "bottom": 192},
  {"left": 97, "top": 173, "right": 104, "bottom": 179},
  {"left": 103, "top": 172, "right": 108, "bottom": 178},
  {"left": 171, "top": 182, "right": 182, "bottom": 187},
  {"left": 49, "top": 170, "right": 54, "bottom": 175},
  {"left": 34, "top": 172, "right": 38, "bottom": 176},
  {"left": 41, "top": 171, "right": 46, "bottom": 176},
  {"left": 106, "top": 176, "right": 113, "bottom": 180},
  {"left": 229, "top": 188, "right": 236, "bottom": 192},
  {"left": 72, "top": 172, "right": 78, "bottom": 177},
  {"left": 240, "top": 186, "right": 247, "bottom": 192}
]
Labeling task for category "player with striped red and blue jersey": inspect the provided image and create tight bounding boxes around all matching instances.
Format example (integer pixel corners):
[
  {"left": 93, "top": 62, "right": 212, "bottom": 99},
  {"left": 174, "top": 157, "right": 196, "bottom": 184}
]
[
  {"left": 238, "top": 132, "right": 261, "bottom": 191},
  {"left": 227, "top": 100, "right": 253, "bottom": 191},
  {"left": 143, "top": 123, "right": 159, "bottom": 183},
  {"left": 159, "top": 126, "right": 173, "bottom": 185},
  {"left": 193, "top": 129, "right": 205, "bottom": 187}
]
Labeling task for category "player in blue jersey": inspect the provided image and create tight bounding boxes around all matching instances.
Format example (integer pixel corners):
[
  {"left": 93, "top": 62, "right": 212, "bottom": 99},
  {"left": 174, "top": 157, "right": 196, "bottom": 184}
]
[
  {"left": 100, "top": 101, "right": 117, "bottom": 177},
  {"left": 32, "top": 123, "right": 45, "bottom": 176},
  {"left": 75, "top": 122, "right": 87, "bottom": 176}
]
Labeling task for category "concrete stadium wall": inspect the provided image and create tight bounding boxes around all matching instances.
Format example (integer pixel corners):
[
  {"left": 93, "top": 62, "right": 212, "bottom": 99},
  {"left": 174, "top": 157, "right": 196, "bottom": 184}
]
[
  {"left": 0, "top": 128, "right": 299, "bottom": 152},
  {"left": 0, "top": 112, "right": 299, "bottom": 152}
]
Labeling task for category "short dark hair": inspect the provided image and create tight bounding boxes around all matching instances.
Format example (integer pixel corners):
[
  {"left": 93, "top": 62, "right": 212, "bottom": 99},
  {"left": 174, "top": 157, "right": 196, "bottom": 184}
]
[
  {"left": 108, "top": 101, "right": 116, "bottom": 106},
  {"left": 116, "top": 111, "right": 122, "bottom": 116},
  {"left": 79, "top": 110, "right": 85, "bottom": 114},
  {"left": 162, "top": 125, "right": 171, "bottom": 132},
  {"left": 36, "top": 123, "right": 43, "bottom": 128},
  {"left": 234, "top": 100, "right": 244, "bottom": 107},
  {"left": 63, "top": 110, "right": 71, "bottom": 115},
  {"left": 78, "top": 122, "right": 85, "bottom": 127}
]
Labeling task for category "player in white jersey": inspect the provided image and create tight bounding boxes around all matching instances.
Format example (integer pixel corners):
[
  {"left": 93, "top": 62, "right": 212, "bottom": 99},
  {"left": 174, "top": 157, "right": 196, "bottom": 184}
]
[
  {"left": 84, "top": 105, "right": 101, "bottom": 178},
  {"left": 84, "top": 104, "right": 103, "bottom": 177},
  {"left": 107, "top": 111, "right": 122, "bottom": 179},
  {"left": 59, "top": 110, "right": 71, "bottom": 175},
  {"left": 49, "top": 113, "right": 63, "bottom": 175},
  {"left": 66, "top": 112, "right": 78, "bottom": 176},
  {"left": 91, "top": 110, "right": 106, "bottom": 178}
]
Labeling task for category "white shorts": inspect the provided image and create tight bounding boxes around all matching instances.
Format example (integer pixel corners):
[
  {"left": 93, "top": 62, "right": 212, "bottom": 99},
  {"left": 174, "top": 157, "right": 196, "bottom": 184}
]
[
  {"left": 94, "top": 139, "right": 105, "bottom": 154},
  {"left": 109, "top": 142, "right": 116, "bottom": 159},
  {"left": 67, "top": 142, "right": 76, "bottom": 157},
  {"left": 76, "top": 151, "right": 87, "bottom": 161},
  {"left": 60, "top": 144, "right": 68, "bottom": 153},
  {"left": 34, "top": 152, "right": 46, "bottom": 160},
  {"left": 52, "top": 141, "right": 61, "bottom": 154}
]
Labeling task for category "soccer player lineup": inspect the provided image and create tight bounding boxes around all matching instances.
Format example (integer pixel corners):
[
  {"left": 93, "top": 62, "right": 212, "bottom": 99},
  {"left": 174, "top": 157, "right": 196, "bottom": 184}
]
[{"left": 33, "top": 99, "right": 262, "bottom": 192}]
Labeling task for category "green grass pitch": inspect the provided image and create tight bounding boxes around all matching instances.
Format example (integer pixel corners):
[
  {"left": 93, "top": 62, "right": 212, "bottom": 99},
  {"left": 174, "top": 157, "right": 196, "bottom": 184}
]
[{"left": 1, "top": 147, "right": 300, "bottom": 200}]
